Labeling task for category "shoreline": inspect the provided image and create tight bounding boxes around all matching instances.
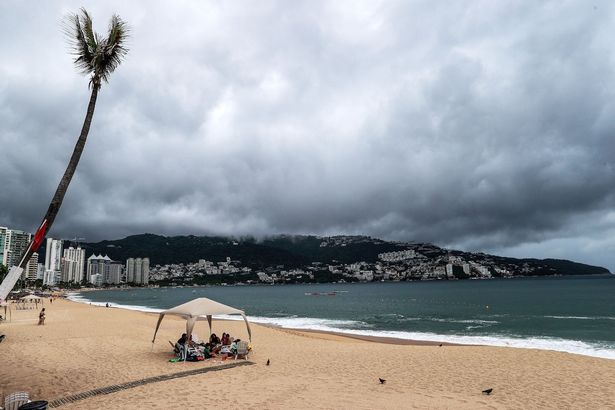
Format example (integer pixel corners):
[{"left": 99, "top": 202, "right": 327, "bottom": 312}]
[
  {"left": 67, "top": 297, "right": 456, "bottom": 347},
  {"left": 66, "top": 293, "right": 615, "bottom": 360}
]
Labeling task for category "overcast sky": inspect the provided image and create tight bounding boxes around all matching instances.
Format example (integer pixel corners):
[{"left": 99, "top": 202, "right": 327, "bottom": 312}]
[{"left": 1, "top": 1, "right": 615, "bottom": 271}]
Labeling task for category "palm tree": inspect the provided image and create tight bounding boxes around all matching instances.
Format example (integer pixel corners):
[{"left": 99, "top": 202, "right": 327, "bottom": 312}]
[{"left": 15, "top": 9, "right": 129, "bottom": 272}]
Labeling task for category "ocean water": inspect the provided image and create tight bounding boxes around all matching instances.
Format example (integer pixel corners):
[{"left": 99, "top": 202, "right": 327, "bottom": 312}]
[{"left": 70, "top": 275, "right": 615, "bottom": 360}]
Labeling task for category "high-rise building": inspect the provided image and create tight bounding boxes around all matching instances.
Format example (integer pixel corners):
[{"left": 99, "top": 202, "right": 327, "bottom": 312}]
[
  {"left": 125, "top": 257, "right": 150, "bottom": 285},
  {"left": 44, "top": 238, "right": 63, "bottom": 286},
  {"left": 87, "top": 254, "right": 111, "bottom": 284},
  {"left": 107, "top": 262, "right": 123, "bottom": 284},
  {"left": 135, "top": 258, "right": 143, "bottom": 284},
  {"left": 126, "top": 258, "right": 135, "bottom": 283},
  {"left": 62, "top": 246, "right": 86, "bottom": 283},
  {"left": 45, "top": 238, "right": 63, "bottom": 271},
  {"left": 1, "top": 228, "right": 31, "bottom": 268},
  {"left": 24, "top": 252, "right": 38, "bottom": 280},
  {"left": 0, "top": 227, "right": 7, "bottom": 266},
  {"left": 142, "top": 258, "right": 150, "bottom": 285}
]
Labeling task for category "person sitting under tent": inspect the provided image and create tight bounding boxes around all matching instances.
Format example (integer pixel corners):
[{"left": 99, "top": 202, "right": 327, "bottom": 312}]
[{"left": 209, "top": 333, "right": 221, "bottom": 345}]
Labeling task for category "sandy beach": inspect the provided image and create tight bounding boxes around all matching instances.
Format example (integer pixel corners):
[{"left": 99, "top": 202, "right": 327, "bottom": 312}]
[{"left": 1, "top": 299, "right": 614, "bottom": 409}]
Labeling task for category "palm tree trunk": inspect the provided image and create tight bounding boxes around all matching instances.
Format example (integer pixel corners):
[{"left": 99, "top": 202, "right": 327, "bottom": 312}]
[{"left": 17, "top": 85, "right": 100, "bottom": 270}]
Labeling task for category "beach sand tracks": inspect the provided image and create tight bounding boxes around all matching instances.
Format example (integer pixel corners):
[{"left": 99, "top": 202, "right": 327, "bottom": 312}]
[{"left": 47, "top": 361, "right": 254, "bottom": 408}]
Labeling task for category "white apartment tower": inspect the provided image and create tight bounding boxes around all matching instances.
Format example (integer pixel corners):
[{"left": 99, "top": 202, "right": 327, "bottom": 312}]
[
  {"left": 107, "top": 262, "right": 123, "bottom": 285},
  {"left": 45, "top": 238, "right": 63, "bottom": 272},
  {"left": 24, "top": 252, "right": 39, "bottom": 280},
  {"left": 126, "top": 258, "right": 135, "bottom": 283},
  {"left": 135, "top": 258, "right": 143, "bottom": 284},
  {"left": 87, "top": 254, "right": 111, "bottom": 285},
  {"left": 62, "top": 246, "right": 86, "bottom": 283},
  {"left": 142, "top": 258, "right": 150, "bottom": 285},
  {"left": 44, "top": 238, "right": 63, "bottom": 286},
  {"left": 125, "top": 257, "right": 150, "bottom": 285}
]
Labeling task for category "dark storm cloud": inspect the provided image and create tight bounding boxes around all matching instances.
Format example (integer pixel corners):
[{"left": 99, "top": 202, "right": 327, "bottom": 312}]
[{"left": 2, "top": 1, "right": 615, "bottom": 270}]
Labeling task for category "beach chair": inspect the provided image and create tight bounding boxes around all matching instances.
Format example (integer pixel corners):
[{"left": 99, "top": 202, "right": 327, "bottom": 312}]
[
  {"left": 4, "top": 391, "right": 29, "bottom": 410},
  {"left": 234, "top": 340, "right": 250, "bottom": 360}
]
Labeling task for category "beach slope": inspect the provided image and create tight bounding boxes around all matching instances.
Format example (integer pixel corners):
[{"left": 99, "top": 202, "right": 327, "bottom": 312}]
[{"left": 1, "top": 299, "right": 614, "bottom": 409}]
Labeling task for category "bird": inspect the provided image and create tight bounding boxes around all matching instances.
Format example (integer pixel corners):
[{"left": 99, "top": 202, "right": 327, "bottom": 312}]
[
  {"left": 482, "top": 388, "right": 493, "bottom": 395},
  {"left": 439, "top": 344, "right": 443, "bottom": 347},
  {"left": 379, "top": 378, "right": 386, "bottom": 384},
  {"left": 266, "top": 359, "right": 270, "bottom": 366}
]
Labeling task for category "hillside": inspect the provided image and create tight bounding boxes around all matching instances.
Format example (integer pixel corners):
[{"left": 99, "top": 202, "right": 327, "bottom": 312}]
[{"left": 64, "top": 233, "right": 610, "bottom": 276}]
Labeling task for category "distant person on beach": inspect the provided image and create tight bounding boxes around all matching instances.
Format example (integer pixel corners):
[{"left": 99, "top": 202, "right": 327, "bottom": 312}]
[
  {"left": 106, "top": 303, "right": 109, "bottom": 308},
  {"left": 38, "top": 308, "right": 46, "bottom": 325},
  {"left": 177, "top": 333, "right": 187, "bottom": 346}
]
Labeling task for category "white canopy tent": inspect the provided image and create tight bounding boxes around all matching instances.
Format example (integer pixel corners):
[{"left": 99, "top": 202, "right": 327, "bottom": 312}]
[
  {"left": 20, "top": 294, "right": 43, "bottom": 308},
  {"left": 151, "top": 297, "right": 252, "bottom": 347}
]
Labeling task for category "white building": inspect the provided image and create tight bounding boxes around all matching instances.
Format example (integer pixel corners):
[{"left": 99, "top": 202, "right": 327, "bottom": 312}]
[
  {"left": 90, "top": 273, "right": 103, "bottom": 287},
  {"left": 43, "top": 269, "right": 57, "bottom": 286},
  {"left": 24, "top": 252, "right": 39, "bottom": 280},
  {"left": 107, "top": 262, "right": 123, "bottom": 285},
  {"left": 142, "top": 258, "right": 150, "bottom": 285},
  {"left": 87, "top": 254, "right": 112, "bottom": 284},
  {"left": 62, "top": 246, "right": 85, "bottom": 283},
  {"left": 126, "top": 258, "right": 135, "bottom": 283},
  {"left": 125, "top": 257, "right": 150, "bottom": 285},
  {"left": 378, "top": 249, "right": 420, "bottom": 262},
  {"left": 0, "top": 227, "right": 32, "bottom": 268},
  {"left": 45, "top": 238, "right": 63, "bottom": 271}
]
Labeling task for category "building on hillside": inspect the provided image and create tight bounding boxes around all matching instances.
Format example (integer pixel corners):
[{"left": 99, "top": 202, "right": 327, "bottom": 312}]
[
  {"left": 62, "top": 246, "right": 85, "bottom": 283},
  {"left": 378, "top": 249, "right": 420, "bottom": 262},
  {"left": 125, "top": 257, "right": 150, "bottom": 285}
]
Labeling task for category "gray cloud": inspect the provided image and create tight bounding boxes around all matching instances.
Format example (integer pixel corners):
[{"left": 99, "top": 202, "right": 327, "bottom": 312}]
[{"left": 1, "top": 0, "right": 615, "bottom": 271}]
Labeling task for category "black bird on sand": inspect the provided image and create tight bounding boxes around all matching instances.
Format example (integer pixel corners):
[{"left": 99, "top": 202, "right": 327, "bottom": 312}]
[
  {"left": 266, "top": 359, "right": 270, "bottom": 366},
  {"left": 438, "top": 344, "right": 443, "bottom": 347},
  {"left": 482, "top": 388, "right": 493, "bottom": 395},
  {"left": 379, "top": 378, "right": 386, "bottom": 384}
]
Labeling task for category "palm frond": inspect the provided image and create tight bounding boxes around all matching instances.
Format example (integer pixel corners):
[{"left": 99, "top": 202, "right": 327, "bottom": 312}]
[{"left": 64, "top": 8, "right": 129, "bottom": 88}]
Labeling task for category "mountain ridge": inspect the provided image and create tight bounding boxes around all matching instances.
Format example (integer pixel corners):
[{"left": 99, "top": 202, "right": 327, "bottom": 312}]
[{"left": 70, "top": 233, "right": 609, "bottom": 277}]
